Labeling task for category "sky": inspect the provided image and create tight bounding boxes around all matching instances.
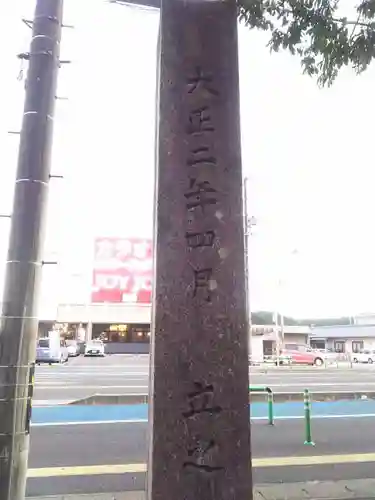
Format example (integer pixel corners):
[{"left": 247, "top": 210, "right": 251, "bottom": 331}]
[{"left": 1, "top": 0, "right": 375, "bottom": 319}]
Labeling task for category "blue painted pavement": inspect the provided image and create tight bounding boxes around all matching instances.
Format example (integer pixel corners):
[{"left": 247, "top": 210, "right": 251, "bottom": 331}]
[{"left": 31, "top": 399, "right": 375, "bottom": 425}]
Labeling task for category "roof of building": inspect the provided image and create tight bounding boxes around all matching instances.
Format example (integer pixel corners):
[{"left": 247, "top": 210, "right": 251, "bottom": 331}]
[
  {"left": 311, "top": 324, "right": 375, "bottom": 339},
  {"left": 251, "top": 325, "right": 310, "bottom": 335},
  {"left": 284, "top": 325, "right": 311, "bottom": 335}
]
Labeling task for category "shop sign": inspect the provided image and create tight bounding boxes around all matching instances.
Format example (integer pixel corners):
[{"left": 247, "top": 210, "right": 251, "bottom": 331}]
[{"left": 91, "top": 237, "right": 152, "bottom": 304}]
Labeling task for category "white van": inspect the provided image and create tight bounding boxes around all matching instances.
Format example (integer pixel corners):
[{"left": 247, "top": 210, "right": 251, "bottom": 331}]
[{"left": 36, "top": 333, "right": 69, "bottom": 364}]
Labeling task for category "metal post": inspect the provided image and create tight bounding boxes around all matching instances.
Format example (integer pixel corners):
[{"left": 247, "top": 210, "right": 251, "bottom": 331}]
[
  {"left": 0, "top": 1, "right": 63, "bottom": 498},
  {"left": 267, "top": 390, "right": 274, "bottom": 426},
  {"left": 249, "top": 386, "right": 274, "bottom": 426},
  {"left": 303, "top": 389, "right": 315, "bottom": 446}
]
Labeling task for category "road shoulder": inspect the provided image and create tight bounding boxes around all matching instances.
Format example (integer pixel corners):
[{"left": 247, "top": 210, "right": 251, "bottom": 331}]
[{"left": 27, "top": 478, "right": 375, "bottom": 499}]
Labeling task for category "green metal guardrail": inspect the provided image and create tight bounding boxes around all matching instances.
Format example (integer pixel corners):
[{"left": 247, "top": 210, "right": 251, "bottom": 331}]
[
  {"left": 249, "top": 386, "right": 274, "bottom": 425},
  {"left": 249, "top": 385, "right": 318, "bottom": 446},
  {"left": 250, "top": 385, "right": 316, "bottom": 445}
]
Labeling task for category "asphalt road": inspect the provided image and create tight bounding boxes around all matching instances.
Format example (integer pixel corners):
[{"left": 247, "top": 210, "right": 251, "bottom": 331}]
[
  {"left": 33, "top": 355, "right": 375, "bottom": 403},
  {"left": 27, "top": 417, "right": 375, "bottom": 497}
]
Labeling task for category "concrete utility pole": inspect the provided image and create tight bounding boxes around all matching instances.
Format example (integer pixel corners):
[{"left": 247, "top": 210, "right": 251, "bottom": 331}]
[
  {"left": 0, "top": 1, "right": 63, "bottom": 498},
  {"left": 148, "top": 1, "right": 252, "bottom": 500}
]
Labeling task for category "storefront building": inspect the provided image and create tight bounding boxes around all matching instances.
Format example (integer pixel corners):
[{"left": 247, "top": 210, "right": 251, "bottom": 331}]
[{"left": 37, "top": 237, "right": 153, "bottom": 354}]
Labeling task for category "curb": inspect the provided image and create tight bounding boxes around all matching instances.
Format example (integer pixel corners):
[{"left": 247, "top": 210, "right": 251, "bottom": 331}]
[
  {"left": 68, "top": 391, "right": 375, "bottom": 405},
  {"left": 26, "top": 479, "right": 375, "bottom": 499}
]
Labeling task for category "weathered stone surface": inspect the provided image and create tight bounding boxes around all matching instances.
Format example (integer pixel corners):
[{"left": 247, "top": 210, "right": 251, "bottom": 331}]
[
  {"left": 257, "top": 478, "right": 375, "bottom": 499},
  {"left": 27, "top": 478, "right": 375, "bottom": 499},
  {"left": 148, "top": 1, "right": 251, "bottom": 500}
]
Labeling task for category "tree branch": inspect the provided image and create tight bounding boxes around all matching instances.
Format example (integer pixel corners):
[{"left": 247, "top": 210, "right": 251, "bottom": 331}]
[{"left": 281, "top": 8, "right": 374, "bottom": 29}]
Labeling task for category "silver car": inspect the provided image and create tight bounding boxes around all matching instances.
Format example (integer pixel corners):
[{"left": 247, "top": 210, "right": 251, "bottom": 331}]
[{"left": 66, "top": 340, "right": 81, "bottom": 357}]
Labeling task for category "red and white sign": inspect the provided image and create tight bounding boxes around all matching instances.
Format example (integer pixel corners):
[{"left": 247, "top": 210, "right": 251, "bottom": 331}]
[{"left": 91, "top": 237, "right": 153, "bottom": 304}]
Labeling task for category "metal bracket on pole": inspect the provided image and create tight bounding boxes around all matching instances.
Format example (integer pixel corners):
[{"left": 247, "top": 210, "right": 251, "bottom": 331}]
[
  {"left": 17, "top": 52, "right": 30, "bottom": 61},
  {"left": 18, "top": 51, "right": 56, "bottom": 61},
  {"left": 22, "top": 19, "right": 33, "bottom": 29},
  {"left": 41, "top": 261, "right": 58, "bottom": 266},
  {"left": 59, "top": 60, "right": 71, "bottom": 65},
  {"left": 0, "top": 215, "right": 11, "bottom": 219},
  {"left": 7, "top": 131, "right": 21, "bottom": 135},
  {"left": 22, "top": 18, "right": 74, "bottom": 29},
  {"left": 49, "top": 174, "right": 64, "bottom": 179},
  {"left": 55, "top": 96, "right": 68, "bottom": 101}
]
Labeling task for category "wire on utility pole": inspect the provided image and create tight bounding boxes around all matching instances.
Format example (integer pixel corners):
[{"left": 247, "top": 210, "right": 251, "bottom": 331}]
[{"left": 0, "top": 1, "right": 63, "bottom": 498}]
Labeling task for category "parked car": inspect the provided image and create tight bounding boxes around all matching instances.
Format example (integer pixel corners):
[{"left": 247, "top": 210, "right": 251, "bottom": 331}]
[
  {"left": 36, "top": 336, "right": 69, "bottom": 365},
  {"left": 352, "top": 350, "right": 375, "bottom": 364},
  {"left": 278, "top": 344, "right": 324, "bottom": 366},
  {"left": 84, "top": 340, "right": 105, "bottom": 357},
  {"left": 66, "top": 340, "right": 80, "bottom": 357}
]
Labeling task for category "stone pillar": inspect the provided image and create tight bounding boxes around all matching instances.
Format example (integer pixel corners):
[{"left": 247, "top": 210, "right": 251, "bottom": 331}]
[{"left": 148, "top": 0, "right": 252, "bottom": 499}]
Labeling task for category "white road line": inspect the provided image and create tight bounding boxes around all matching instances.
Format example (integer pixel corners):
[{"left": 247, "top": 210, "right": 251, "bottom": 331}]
[
  {"left": 35, "top": 365, "right": 149, "bottom": 370},
  {"left": 34, "top": 385, "right": 149, "bottom": 390},
  {"left": 33, "top": 400, "right": 74, "bottom": 406},
  {"left": 32, "top": 419, "right": 148, "bottom": 426},
  {"left": 30, "top": 413, "right": 375, "bottom": 427},
  {"left": 34, "top": 374, "right": 149, "bottom": 379},
  {"left": 253, "top": 382, "right": 375, "bottom": 387}
]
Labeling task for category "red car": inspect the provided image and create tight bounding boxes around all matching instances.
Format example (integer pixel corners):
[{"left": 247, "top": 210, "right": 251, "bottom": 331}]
[{"left": 279, "top": 344, "right": 324, "bottom": 366}]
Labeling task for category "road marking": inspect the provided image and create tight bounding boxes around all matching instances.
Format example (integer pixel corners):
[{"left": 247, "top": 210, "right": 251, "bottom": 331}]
[
  {"left": 31, "top": 419, "right": 148, "bottom": 427},
  {"left": 27, "top": 452, "right": 375, "bottom": 478},
  {"left": 30, "top": 413, "right": 375, "bottom": 427},
  {"left": 33, "top": 385, "right": 149, "bottom": 390},
  {"left": 35, "top": 374, "right": 149, "bottom": 379},
  {"left": 33, "top": 400, "right": 75, "bottom": 406},
  {"left": 33, "top": 382, "right": 67, "bottom": 386},
  {"left": 35, "top": 365, "right": 149, "bottom": 370},
  {"left": 258, "top": 380, "right": 375, "bottom": 392}
]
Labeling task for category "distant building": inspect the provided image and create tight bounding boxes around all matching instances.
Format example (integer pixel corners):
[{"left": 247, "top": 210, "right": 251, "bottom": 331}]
[
  {"left": 250, "top": 325, "right": 310, "bottom": 361},
  {"left": 353, "top": 313, "right": 375, "bottom": 326},
  {"left": 310, "top": 324, "right": 375, "bottom": 353}
]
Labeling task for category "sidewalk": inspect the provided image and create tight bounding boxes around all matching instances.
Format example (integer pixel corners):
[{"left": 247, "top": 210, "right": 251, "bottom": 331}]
[{"left": 27, "top": 478, "right": 375, "bottom": 499}]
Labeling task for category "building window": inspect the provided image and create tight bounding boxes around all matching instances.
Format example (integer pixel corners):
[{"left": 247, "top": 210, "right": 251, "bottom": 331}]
[
  {"left": 93, "top": 326, "right": 129, "bottom": 343},
  {"left": 334, "top": 341, "right": 346, "bottom": 353},
  {"left": 310, "top": 340, "right": 326, "bottom": 350},
  {"left": 92, "top": 323, "right": 150, "bottom": 343},
  {"left": 352, "top": 341, "right": 364, "bottom": 353},
  {"left": 263, "top": 340, "right": 274, "bottom": 356},
  {"left": 129, "top": 326, "right": 150, "bottom": 343}
]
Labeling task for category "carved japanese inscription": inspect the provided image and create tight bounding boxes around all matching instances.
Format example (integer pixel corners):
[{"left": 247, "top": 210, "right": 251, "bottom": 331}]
[
  {"left": 183, "top": 439, "right": 224, "bottom": 473},
  {"left": 149, "top": 2, "right": 252, "bottom": 499},
  {"left": 182, "top": 382, "right": 222, "bottom": 419}
]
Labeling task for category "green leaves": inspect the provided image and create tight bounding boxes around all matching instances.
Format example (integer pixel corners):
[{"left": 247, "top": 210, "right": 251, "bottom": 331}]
[{"left": 238, "top": 0, "right": 375, "bottom": 86}]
